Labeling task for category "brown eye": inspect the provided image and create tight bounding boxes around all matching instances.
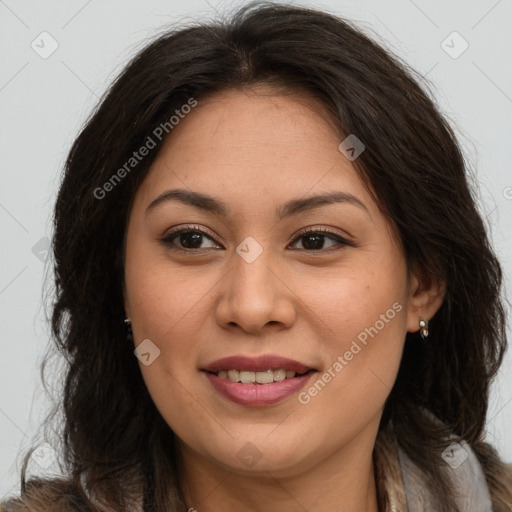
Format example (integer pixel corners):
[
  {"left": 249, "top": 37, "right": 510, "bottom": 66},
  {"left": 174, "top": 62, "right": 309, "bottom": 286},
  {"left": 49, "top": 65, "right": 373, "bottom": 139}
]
[
  {"left": 289, "top": 228, "right": 352, "bottom": 251},
  {"left": 158, "top": 225, "right": 353, "bottom": 253},
  {"left": 176, "top": 231, "right": 204, "bottom": 249},
  {"left": 159, "top": 226, "right": 221, "bottom": 251}
]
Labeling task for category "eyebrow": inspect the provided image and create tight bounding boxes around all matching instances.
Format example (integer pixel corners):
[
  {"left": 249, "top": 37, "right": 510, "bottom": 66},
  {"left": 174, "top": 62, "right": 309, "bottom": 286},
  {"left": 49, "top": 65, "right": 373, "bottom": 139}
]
[{"left": 145, "top": 188, "right": 370, "bottom": 220}]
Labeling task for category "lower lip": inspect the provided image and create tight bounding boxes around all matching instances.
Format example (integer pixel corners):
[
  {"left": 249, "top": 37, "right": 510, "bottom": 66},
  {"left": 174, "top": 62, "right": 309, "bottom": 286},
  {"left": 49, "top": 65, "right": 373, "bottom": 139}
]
[{"left": 203, "top": 371, "right": 316, "bottom": 407}]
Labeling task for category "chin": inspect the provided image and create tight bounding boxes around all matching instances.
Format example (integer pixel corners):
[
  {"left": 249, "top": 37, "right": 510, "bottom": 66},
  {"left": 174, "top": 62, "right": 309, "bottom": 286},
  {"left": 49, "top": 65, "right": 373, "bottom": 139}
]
[{"left": 205, "top": 432, "right": 320, "bottom": 477}]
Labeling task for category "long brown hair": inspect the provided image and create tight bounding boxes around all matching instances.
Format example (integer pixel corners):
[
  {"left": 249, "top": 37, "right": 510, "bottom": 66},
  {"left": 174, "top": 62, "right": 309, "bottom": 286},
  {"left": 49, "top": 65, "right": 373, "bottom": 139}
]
[{"left": 4, "top": 2, "right": 511, "bottom": 511}]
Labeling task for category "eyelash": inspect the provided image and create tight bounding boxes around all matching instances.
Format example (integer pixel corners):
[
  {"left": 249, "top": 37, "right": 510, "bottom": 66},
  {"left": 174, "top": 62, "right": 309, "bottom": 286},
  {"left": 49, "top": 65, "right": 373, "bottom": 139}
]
[{"left": 158, "top": 224, "right": 354, "bottom": 254}]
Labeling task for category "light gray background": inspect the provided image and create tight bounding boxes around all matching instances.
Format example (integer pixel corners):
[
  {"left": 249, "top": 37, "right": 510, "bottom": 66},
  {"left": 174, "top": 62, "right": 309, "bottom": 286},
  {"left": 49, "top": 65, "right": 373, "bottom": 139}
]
[{"left": 1, "top": 0, "right": 511, "bottom": 500}]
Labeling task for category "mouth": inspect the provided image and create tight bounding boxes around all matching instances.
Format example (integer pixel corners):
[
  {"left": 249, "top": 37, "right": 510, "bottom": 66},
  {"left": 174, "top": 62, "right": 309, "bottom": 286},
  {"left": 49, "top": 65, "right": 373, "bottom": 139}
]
[
  {"left": 201, "top": 354, "right": 318, "bottom": 406},
  {"left": 206, "top": 368, "right": 315, "bottom": 384}
]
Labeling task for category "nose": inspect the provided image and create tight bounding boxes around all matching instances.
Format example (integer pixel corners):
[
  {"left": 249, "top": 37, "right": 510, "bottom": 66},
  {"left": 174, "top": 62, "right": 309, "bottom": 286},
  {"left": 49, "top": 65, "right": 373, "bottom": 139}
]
[{"left": 214, "top": 246, "right": 297, "bottom": 335}]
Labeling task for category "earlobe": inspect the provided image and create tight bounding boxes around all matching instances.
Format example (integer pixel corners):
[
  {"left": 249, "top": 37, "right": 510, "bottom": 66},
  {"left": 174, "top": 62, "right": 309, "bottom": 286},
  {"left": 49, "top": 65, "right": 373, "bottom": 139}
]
[{"left": 405, "top": 269, "right": 446, "bottom": 334}]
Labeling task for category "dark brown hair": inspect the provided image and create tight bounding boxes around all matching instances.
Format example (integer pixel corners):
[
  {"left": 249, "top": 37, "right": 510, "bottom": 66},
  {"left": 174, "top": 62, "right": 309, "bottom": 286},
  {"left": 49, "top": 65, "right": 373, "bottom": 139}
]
[{"left": 3, "top": 2, "right": 511, "bottom": 511}]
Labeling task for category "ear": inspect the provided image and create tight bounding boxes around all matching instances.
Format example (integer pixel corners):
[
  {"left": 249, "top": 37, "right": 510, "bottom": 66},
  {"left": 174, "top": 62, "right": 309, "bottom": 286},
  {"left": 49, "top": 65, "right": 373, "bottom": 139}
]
[{"left": 405, "top": 267, "right": 446, "bottom": 334}]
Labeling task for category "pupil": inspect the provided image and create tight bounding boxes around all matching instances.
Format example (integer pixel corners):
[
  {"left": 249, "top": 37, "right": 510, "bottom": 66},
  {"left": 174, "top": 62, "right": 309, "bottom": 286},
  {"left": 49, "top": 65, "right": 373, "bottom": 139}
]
[
  {"left": 181, "top": 232, "right": 202, "bottom": 248},
  {"left": 303, "top": 234, "right": 324, "bottom": 250}
]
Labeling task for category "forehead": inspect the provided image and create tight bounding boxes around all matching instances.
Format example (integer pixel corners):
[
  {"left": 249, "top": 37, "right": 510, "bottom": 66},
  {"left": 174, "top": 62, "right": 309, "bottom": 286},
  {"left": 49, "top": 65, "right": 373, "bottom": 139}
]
[
  {"left": 133, "top": 86, "right": 379, "bottom": 223},
  {"left": 163, "top": 86, "right": 344, "bottom": 156}
]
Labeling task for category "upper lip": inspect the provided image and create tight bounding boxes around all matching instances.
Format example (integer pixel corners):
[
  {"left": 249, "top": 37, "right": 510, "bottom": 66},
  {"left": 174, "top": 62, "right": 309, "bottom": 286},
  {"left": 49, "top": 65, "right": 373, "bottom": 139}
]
[{"left": 202, "top": 354, "right": 315, "bottom": 374}]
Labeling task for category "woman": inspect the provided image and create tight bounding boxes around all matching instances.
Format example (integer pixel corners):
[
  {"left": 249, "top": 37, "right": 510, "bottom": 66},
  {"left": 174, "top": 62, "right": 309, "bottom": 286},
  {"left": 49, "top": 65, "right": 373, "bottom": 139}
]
[{"left": 2, "top": 2, "right": 511, "bottom": 511}]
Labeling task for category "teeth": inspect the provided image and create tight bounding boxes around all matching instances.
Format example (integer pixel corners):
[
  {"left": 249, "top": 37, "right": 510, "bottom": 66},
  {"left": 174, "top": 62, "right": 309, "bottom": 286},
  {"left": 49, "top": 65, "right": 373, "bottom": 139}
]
[
  {"left": 240, "top": 371, "right": 255, "bottom": 384},
  {"left": 216, "top": 368, "right": 301, "bottom": 384},
  {"left": 273, "top": 369, "right": 286, "bottom": 382},
  {"left": 228, "top": 369, "right": 240, "bottom": 382},
  {"left": 256, "top": 369, "right": 273, "bottom": 384}
]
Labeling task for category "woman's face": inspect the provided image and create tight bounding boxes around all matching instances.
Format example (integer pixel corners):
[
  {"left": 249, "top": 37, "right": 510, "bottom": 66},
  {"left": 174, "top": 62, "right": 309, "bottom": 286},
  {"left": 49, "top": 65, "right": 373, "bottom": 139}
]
[{"left": 123, "top": 86, "right": 442, "bottom": 477}]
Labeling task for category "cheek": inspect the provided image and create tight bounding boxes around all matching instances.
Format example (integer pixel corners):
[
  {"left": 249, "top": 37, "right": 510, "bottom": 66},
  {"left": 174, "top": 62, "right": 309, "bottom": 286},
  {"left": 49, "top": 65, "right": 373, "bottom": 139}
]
[
  {"left": 296, "top": 307, "right": 406, "bottom": 451},
  {"left": 299, "top": 255, "right": 406, "bottom": 348},
  {"left": 126, "top": 260, "right": 214, "bottom": 440},
  {"left": 296, "top": 251, "right": 407, "bottom": 411},
  {"left": 125, "top": 240, "right": 214, "bottom": 344},
  {"left": 124, "top": 256, "right": 210, "bottom": 406}
]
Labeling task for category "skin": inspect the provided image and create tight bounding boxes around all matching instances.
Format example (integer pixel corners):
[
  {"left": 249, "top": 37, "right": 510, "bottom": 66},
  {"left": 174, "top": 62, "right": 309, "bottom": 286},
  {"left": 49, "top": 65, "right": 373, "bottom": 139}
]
[{"left": 122, "top": 86, "right": 445, "bottom": 512}]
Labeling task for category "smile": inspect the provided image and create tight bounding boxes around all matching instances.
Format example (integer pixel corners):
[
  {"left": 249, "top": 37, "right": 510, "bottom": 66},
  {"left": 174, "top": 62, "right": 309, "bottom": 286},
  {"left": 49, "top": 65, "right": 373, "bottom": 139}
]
[
  {"left": 201, "top": 354, "right": 318, "bottom": 406},
  {"left": 212, "top": 368, "right": 307, "bottom": 384}
]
